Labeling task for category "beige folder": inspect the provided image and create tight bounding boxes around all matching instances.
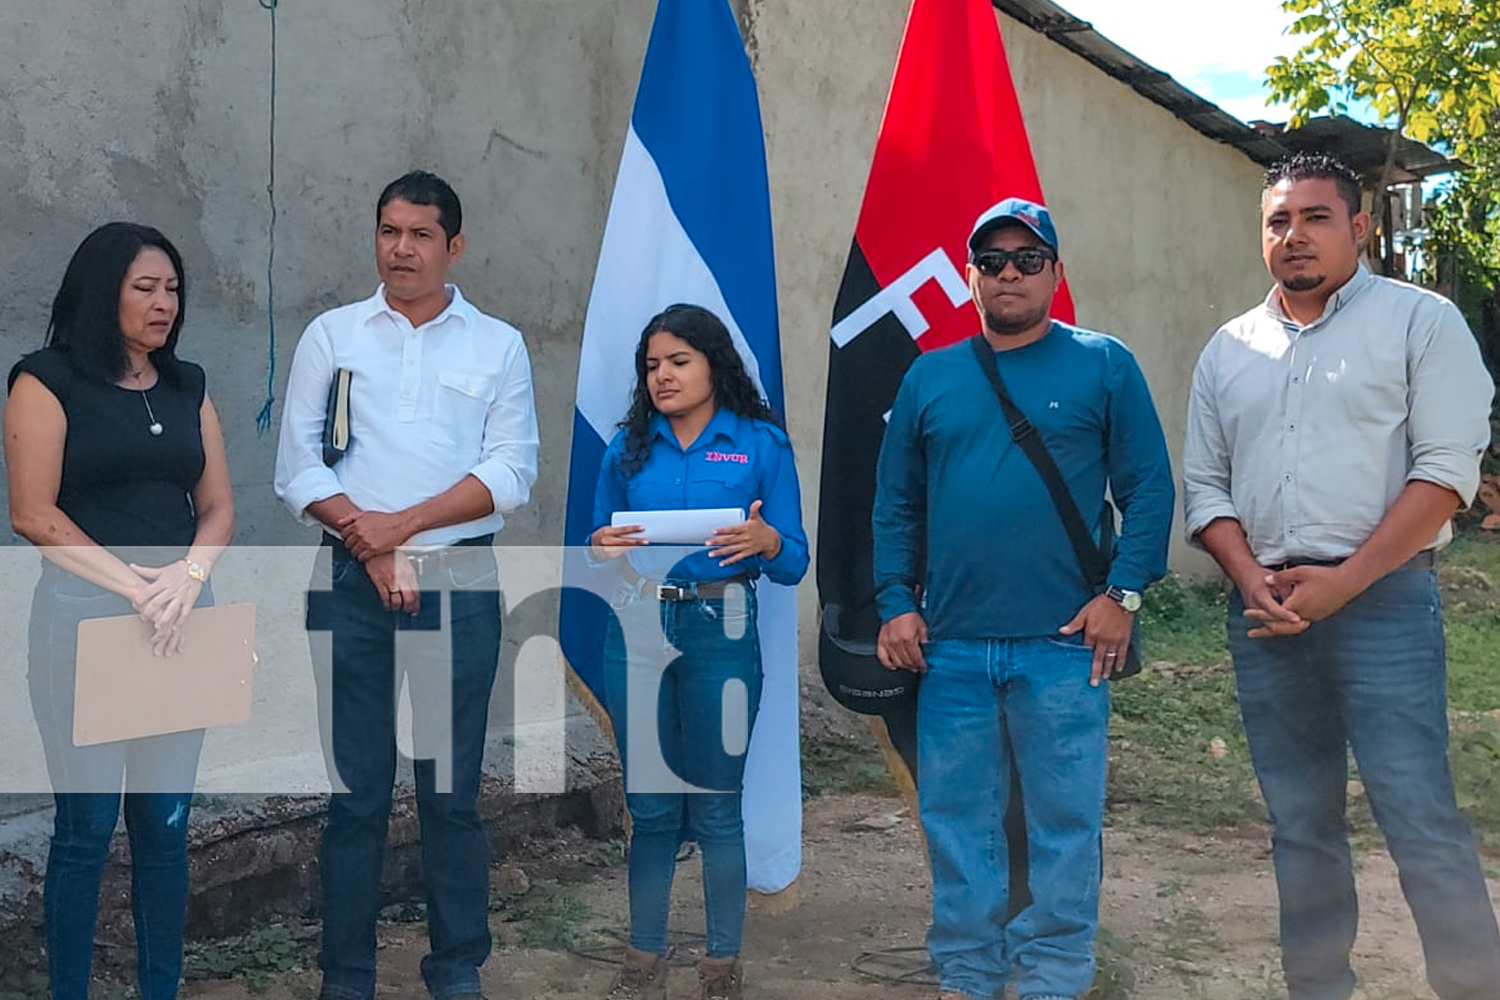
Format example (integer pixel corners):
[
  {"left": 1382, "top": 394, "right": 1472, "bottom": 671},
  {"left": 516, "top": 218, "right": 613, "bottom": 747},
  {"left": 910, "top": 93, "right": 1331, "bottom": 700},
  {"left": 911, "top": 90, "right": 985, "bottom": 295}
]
[{"left": 73, "top": 603, "right": 257, "bottom": 747}]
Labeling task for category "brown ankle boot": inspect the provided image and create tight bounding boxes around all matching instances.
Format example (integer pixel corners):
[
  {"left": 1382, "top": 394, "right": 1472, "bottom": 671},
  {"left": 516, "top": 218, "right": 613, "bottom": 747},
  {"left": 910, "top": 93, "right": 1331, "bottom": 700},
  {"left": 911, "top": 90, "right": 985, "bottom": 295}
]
[
  {"left": 696, "top": 956, "right": 743, "bottom": 1000},
  {"left": 607, "top": 946, "right": 666, "bottom": 1000}
]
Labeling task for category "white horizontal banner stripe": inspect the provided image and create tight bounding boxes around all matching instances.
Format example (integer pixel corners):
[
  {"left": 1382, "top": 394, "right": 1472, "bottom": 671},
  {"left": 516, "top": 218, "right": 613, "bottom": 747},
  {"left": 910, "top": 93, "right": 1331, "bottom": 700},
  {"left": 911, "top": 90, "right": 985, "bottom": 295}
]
[{"left": 576, "top": 127, "right": 765, "bottom": 443}]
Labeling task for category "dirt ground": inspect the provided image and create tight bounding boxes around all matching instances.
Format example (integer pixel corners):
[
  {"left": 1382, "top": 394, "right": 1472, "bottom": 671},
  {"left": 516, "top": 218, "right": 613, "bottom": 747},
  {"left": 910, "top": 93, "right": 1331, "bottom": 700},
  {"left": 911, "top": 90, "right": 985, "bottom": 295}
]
[{"left": 180, "top": 789, "right": 1499, "bottom": 1000}]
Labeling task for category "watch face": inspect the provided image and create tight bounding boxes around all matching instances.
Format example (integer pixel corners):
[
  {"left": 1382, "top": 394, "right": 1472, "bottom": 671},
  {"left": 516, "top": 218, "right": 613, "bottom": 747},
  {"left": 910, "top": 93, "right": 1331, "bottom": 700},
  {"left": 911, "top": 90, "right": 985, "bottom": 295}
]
[{"left": 1121, "top": 591, "right": 1142, "bottom": 613}]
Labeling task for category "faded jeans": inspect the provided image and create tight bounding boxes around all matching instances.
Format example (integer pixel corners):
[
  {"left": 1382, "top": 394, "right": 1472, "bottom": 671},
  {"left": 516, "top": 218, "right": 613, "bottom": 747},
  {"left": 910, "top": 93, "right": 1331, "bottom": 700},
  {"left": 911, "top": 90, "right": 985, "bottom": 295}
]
[
  {"left": 28, "top": 564, "right": 207, "bottom": 1000},
  {"left": 917, "top": 635, "right": 1110, "bottom": 1000},
  {"left": 308, "top": 538, "right": 502, "bottom": 1000},
  {"left": 603, "top": 578, "right": 762, "bottom": 958},
  {"left": 1229, "top": 568, "right": 1500, "bottom": 1000}
]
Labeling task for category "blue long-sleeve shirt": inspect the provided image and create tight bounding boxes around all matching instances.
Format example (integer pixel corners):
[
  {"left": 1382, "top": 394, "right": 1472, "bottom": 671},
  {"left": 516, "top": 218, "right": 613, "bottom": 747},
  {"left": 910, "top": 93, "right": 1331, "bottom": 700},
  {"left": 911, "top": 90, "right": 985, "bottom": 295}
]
[
  {"left": 592, "top": 408, "right": 809, "bottom": 586},
  {"left": 873, "top": 325, "right": 1174, "bottom": 640}
]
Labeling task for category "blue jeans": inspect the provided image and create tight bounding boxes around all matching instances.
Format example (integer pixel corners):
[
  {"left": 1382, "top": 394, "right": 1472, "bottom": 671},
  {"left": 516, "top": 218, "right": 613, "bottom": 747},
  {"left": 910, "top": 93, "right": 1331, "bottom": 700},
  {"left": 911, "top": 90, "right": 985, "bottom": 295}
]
[
  {"left": 917, "top": 636, "right": 1109, "bottom": 1000},
  {"left": 1228, "top": 569, "right": 1500, "bottom": 1000},
  {"left": 307, "top": 540, "right": 501, "bottom": 1000},
  {"left": 28, "top": 565, "right": 207, "bottom": 1000},
  {"left": 602, "top": 579, "right": 762, "bottom": 958}
]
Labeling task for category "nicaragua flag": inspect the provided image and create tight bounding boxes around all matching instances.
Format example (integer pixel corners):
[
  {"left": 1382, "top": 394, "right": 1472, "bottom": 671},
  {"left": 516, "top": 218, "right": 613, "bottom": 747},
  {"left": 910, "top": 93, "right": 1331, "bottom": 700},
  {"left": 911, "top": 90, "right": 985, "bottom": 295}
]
[{"left": 559, "top": 0, "right": 801, "bottom": 894}]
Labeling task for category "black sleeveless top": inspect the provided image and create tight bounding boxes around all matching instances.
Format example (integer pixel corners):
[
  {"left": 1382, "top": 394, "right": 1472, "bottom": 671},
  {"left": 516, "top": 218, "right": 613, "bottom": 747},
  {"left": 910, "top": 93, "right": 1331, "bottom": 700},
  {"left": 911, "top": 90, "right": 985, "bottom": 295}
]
[{"left": 8, "top": 347, "right": 206, "bottom": 555}]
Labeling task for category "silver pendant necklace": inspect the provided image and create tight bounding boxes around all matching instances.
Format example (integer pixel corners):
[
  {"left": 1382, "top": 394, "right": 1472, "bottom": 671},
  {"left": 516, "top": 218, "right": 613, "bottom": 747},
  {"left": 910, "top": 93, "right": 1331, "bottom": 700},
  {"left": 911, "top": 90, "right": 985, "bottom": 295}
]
[{"left": 140, "top": 389, "right": 163, "bottom": 436}]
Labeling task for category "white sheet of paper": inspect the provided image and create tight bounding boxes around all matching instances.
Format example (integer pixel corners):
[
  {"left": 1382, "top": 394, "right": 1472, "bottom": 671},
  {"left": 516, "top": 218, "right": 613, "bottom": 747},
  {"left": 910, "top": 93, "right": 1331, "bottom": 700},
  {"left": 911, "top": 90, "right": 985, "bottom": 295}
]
[{"left": 612, "top": 507, "right": 745, "bottom": 544}]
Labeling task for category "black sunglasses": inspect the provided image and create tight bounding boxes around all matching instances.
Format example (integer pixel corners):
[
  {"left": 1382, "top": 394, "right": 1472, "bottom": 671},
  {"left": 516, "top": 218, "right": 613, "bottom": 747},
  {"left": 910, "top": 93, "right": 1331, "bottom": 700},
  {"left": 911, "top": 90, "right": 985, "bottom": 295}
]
[{"left": 972, "top": 246, "right": 1056, "bottom": 277}]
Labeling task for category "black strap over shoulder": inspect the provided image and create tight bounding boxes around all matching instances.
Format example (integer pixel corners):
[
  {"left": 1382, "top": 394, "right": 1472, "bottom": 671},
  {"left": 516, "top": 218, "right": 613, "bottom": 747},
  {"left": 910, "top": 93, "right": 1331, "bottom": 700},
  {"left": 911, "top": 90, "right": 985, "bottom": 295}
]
[{"left": 969, "top": 334, "right": 1109, "bottom": 588}]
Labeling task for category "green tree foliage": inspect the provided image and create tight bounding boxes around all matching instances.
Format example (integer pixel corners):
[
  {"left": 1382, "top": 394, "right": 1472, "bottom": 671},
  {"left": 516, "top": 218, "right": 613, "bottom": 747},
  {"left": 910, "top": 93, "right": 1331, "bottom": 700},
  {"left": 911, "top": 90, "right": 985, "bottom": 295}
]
[
  {"left": 1267, "top": 0, "right": 1500, "bottom": 438},
  {"left": 1267, "top": 0, "right": 1500, "bottom": 164},
  {"left": 1420, "top": 135, "right": 1500, "bottom": 455}
]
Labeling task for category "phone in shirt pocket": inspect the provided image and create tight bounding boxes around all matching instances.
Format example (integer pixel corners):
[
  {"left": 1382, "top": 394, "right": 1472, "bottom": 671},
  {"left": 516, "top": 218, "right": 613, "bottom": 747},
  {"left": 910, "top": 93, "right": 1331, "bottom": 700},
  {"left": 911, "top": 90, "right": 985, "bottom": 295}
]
[{"left": 433, "top": 369, "right": 496, "bottom": 451}]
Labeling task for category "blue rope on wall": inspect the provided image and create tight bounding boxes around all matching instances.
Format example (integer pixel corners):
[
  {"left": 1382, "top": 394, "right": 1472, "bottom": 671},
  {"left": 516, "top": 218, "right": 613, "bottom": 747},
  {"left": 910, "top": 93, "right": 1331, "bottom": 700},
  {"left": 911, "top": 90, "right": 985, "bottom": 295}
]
[{"left": 255, "top": 0, "right": 279, "bottom": 434}]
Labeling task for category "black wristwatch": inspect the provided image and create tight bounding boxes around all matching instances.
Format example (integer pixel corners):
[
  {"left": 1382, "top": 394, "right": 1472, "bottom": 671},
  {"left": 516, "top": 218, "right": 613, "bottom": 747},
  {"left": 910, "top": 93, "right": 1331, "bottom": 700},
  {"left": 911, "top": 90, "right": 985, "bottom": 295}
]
[{"left": 1104, "top": 585, "right": 1142, "bottom": 613}]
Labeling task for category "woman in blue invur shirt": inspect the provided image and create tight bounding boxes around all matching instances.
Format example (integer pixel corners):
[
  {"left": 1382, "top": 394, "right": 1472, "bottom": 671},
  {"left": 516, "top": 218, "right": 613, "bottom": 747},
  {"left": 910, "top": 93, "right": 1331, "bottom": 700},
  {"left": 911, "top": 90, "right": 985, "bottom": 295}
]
[{"left": 588, "top": 304, "right": 808, "bottom": 1000}]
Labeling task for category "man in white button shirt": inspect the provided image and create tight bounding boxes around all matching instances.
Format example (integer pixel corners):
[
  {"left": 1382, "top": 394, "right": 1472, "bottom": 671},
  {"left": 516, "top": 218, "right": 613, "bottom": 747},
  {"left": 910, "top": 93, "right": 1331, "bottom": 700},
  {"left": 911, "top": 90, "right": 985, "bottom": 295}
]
[
  {"left": 1183, "top": 152, "right": 1500, "bottom": 1000},
  {"left": 274, "top": 171, "right": 539, "bottom": 1000}
]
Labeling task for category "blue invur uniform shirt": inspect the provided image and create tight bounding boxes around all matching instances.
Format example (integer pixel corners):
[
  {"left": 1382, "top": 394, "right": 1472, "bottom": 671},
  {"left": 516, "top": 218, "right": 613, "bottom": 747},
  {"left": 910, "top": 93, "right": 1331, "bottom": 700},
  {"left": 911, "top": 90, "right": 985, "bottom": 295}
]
[
  {"left": 592, "top": 407, "right": 809, "bottom": 586},
  {"left": 873, "top": 324, "right": 1175, "bottom": 640}
]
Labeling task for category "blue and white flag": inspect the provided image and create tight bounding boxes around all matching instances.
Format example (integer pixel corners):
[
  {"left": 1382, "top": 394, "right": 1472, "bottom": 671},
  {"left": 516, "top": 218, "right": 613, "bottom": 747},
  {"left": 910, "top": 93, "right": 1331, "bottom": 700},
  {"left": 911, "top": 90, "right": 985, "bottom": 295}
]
[{"left": 559, "top": 0, "right": 800, "bottom": 894}]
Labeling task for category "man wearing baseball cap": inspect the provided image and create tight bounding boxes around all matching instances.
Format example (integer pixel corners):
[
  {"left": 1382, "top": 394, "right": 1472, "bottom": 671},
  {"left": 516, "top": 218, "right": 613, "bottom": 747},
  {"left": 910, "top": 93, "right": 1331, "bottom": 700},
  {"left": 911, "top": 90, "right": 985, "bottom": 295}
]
[{"left": 873, "top": 197, "right": 1175, "bottom": 1000}]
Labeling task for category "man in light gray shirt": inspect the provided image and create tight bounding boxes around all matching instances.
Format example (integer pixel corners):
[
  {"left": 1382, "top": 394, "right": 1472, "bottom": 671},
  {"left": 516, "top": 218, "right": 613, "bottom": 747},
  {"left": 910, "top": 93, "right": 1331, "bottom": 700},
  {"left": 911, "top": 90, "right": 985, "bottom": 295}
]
[{"left": 1183, "top": 152, "right": 1500, "bottom": 1000}]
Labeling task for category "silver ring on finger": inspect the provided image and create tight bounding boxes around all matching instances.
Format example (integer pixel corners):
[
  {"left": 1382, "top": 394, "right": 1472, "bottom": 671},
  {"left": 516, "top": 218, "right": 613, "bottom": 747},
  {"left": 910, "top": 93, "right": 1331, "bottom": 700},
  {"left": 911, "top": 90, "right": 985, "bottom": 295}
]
[{"left": 1105, "top": 651, "right": 1118, "bottom": 658}]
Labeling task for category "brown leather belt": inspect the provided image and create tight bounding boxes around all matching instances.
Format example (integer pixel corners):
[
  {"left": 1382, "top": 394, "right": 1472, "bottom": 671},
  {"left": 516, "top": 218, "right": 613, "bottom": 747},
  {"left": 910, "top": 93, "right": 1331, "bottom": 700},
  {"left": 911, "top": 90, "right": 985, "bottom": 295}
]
[
  {"left": 616, "top": 556, "right": 750, "bottom": 602},
  {"left": 653, "top": 576, "right": 750, "bottom": 602},
  {"left": 1268, "top": 549, "right": 1435, "bottom": 574}
]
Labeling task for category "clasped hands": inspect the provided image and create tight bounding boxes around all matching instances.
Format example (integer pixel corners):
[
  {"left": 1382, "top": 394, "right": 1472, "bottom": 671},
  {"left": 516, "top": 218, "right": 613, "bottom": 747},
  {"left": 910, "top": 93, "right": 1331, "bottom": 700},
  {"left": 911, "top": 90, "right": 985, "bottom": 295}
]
[
  {"left": 1240, "top": 563, "right": 1359, "bottom": 638},
  {"left": 335, "top": 510, "right": 424, "bottom": 614},
  {"left": 589, "top": 499, "right": 782, "bottom": 566},
  {"left": 128, "top": 559, "right": 205, "bottom": 657}
]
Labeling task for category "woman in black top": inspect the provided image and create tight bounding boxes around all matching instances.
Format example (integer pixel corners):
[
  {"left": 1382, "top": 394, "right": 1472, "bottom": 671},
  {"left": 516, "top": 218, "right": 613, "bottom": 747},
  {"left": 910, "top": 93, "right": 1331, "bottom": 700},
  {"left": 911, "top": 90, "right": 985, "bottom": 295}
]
[{"left": 4, "top": 222, "right": 234, "bottom": 1000}]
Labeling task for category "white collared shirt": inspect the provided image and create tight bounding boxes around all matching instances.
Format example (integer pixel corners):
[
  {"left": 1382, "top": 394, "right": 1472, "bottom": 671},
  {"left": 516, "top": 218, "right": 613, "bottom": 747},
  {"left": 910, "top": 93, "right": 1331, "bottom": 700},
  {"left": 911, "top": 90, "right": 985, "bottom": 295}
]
[
  {"left": 1183, "top": 267, "right": 1494, "bottom": 564},
  {"left": 274, "top": 285, "right": 539, "bottom": 546}
]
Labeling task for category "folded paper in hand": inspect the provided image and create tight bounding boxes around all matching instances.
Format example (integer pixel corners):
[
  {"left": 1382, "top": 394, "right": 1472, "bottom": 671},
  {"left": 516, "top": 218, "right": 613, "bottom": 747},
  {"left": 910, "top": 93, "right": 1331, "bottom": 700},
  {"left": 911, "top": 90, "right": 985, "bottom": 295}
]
[
  {"left": 611, "top": 507, "right": 745, "bottom": 544},
  {"left": 323, "top": 368, "right": 352, "bottom": 466}
]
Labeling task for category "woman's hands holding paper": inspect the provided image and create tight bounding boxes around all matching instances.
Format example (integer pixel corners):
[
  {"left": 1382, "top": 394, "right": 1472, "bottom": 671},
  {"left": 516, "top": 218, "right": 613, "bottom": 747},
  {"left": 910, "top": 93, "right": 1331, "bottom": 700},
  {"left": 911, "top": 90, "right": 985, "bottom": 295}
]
[{"left": 708, "top": 500, "right": 781, "bottom": 566}]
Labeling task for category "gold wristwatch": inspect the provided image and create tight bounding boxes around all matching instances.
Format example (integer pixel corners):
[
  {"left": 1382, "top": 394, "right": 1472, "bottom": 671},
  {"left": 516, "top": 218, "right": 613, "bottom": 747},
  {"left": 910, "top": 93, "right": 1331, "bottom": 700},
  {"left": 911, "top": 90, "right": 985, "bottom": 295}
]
[{"left": 185, "top": 559, "right": 208, "bottom": 583}]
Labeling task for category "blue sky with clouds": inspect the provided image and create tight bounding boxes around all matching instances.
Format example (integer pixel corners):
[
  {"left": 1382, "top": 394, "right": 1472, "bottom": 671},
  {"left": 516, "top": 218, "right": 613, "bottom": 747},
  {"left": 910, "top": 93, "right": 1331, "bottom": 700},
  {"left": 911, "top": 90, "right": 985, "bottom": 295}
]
[{"left": 1047, "top": 0, "right": 1300, "bottom": 125}]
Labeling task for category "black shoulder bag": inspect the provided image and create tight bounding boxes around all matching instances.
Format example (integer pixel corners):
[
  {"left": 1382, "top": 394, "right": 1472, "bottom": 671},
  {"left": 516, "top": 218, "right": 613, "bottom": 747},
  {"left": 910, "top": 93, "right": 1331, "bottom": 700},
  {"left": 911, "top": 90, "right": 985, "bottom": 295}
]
[{"left": 969, "top": 335, "right": 1143, "bottom": 680}]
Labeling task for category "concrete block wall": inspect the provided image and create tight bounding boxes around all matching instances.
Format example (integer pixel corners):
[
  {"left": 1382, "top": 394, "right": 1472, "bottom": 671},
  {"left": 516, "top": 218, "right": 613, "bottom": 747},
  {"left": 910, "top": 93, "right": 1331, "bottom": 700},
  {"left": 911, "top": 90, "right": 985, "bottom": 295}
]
[{"left": 2, "top": 0, "right": 1269, "bottom": 569}]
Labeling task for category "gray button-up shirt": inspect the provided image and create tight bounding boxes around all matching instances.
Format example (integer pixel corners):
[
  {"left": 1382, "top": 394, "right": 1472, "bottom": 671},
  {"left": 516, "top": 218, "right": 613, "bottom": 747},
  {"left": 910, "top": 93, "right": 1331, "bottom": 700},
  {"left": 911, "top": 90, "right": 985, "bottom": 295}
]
[{"left": 1183, "top": 266, "right": 1493, "bottom": 564}]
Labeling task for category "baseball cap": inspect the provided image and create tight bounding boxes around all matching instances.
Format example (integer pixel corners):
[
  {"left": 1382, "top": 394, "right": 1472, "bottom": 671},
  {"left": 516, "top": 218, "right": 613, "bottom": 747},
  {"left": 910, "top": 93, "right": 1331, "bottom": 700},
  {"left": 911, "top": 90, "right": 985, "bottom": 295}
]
[{"left": 968, "top": 197, "right": 1059, "bottom": 256}]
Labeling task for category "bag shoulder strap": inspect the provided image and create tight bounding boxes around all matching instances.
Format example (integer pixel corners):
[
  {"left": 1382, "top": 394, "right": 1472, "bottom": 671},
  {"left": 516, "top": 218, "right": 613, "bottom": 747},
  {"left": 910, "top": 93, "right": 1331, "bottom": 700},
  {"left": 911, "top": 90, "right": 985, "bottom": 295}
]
[{"left": 968, "top": 335, "right": 1109, "bottom": 588}]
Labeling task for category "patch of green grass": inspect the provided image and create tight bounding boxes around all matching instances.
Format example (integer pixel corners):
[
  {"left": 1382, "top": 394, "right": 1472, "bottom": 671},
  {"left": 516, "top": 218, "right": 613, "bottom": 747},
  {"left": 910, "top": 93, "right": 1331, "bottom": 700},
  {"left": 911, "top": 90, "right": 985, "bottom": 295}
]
[
  {"left": 1138, "top": 574, "right": 1229, "bottom": 668},
  {"left": 1109, "top": 669, "right": 1262, "bottom": 832},
  {"left": 182, "top": 925, "right": 312, "bottom": 994},
  {"left": 1157, "top": 904, "right": 1226, "bottom": 963},
  {"left": 1445, "top": 609, "right": 1500, "bottom": 711},
  {"left": 1438, "top": 531, "right": 1500, "bottom": 574},
  {"left": 583, "top": 838, "right": 628, "bottom": 868},
  {"left": 1083, "top": 925, "right": 1136, "bottom": 999},
  {"left": 800, "top": 735, "right": 899, "bottom": 799},
  {"left": 1439, "top": 531, "right": 1500, "bottom": 710},
  {"left": 1452, "top": 717, "right": 1500, "bottom": 856},
  {"left": 1155, "top": 877, "right": 1186, "bottom": 898},
  {"left": 505, "top": 887, "right": 602, "bottom": 951}
]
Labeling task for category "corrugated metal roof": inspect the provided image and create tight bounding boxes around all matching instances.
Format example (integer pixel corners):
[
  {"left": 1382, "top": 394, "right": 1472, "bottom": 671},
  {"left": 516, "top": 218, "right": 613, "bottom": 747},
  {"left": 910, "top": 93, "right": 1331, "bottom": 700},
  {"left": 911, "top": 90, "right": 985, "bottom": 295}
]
[
  {"left": 1251, "top": 116, "right": 1462, "bottom": 183},
  {"left": 991, "top": 0, "right": 1293, "bottom": 166},
  {"left": 991, "top": 0, "right": 1464, "bottom": 183},
  {"left": 983, "top": 0, "right": 1468, "bottom": 277},
  {"left": 990, "top": 0, "right": 1296, "bottom": 166}
]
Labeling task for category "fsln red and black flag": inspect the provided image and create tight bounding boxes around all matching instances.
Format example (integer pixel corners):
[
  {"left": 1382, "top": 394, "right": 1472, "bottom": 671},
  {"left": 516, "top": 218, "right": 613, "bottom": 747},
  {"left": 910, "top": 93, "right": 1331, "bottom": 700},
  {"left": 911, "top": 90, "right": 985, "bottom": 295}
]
[{"left": 816, "top": 0, "right": 1074, "bottom": 773}]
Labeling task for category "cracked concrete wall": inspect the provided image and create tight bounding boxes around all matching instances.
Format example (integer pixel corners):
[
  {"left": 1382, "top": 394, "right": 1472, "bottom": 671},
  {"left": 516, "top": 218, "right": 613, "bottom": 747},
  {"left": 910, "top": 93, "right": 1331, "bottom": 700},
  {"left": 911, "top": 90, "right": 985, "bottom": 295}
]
[
  {"left": 0, "top": 1, "right": 1266, "bottom": 572},
  {"left": 1, "top": 0, "right": 654, "bottom": 550}
]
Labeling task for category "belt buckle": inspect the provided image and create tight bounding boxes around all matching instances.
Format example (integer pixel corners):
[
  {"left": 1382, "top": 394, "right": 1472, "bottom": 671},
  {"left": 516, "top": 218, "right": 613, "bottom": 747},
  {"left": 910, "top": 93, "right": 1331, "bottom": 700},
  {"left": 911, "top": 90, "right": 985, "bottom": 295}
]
[{"left": 656, "top": 583, "right": 688, "bottom": 602}]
